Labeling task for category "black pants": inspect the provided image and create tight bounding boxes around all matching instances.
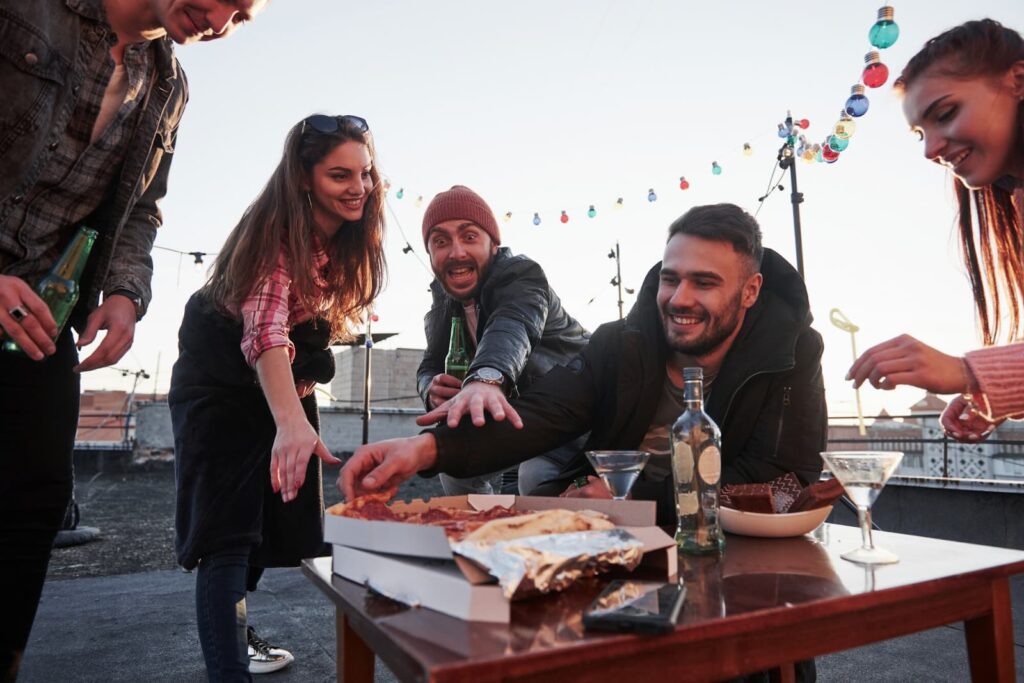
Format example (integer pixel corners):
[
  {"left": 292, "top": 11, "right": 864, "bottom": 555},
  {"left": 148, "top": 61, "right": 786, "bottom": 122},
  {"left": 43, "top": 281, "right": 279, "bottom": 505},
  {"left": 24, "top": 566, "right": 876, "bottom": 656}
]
[
  {"left": 0, "top": 330, "right": 79, "bottom": 680},
  {"left": 196, "top": 545, "right": 266, "bottom": 683}
]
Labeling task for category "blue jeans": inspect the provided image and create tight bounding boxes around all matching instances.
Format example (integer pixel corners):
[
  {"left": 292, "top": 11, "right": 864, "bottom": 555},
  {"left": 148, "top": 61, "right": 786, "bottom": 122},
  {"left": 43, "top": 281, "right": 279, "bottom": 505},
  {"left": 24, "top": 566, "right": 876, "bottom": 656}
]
[{"left": 196, "top": 546, "right": 256, "bottom": 683}]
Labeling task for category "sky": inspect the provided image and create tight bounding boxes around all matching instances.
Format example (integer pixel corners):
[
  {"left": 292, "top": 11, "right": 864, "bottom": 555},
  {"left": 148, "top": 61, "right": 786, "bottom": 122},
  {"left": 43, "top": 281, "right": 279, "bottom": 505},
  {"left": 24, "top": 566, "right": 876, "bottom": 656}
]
[{"left": 83, "top": 1, "right": 1023, "bottom": 422}]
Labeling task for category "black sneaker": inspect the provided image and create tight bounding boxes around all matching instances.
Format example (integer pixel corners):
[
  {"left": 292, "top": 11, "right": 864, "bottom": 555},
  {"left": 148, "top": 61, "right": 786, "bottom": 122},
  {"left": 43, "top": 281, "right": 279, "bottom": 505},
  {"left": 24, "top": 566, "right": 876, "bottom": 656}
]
[{"left": 247, "top": 625, "right": 294, "bottom": 674}]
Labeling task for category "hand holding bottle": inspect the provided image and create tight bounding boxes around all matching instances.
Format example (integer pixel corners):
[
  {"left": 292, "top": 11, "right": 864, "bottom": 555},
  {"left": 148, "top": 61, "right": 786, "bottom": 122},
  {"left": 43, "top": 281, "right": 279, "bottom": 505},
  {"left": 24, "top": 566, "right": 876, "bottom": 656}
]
[{"left": 0, "top": 274, "right": 58, "bottom": 360}]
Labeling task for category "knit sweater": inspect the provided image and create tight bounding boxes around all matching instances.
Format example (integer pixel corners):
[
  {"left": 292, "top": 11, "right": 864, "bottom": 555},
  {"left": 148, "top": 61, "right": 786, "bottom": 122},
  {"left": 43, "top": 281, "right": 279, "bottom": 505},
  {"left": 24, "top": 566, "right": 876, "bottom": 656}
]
[{"left": 965, "top": 343, "right": 1024, "bottom": 420}]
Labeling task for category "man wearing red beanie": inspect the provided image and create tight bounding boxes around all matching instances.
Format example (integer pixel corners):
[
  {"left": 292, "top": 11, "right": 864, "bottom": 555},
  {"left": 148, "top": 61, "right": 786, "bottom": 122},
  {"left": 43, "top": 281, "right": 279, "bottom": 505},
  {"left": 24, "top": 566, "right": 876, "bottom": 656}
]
[{"left": 416, "top": 185, "right": 589, "bottom": 495}]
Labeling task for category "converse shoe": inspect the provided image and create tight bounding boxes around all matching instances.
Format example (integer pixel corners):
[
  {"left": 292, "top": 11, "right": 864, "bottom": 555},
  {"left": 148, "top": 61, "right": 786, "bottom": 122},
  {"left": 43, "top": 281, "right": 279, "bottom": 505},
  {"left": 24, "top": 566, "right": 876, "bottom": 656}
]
[{"left": 247, "top": 625, "right": 294, "bottom": 674}]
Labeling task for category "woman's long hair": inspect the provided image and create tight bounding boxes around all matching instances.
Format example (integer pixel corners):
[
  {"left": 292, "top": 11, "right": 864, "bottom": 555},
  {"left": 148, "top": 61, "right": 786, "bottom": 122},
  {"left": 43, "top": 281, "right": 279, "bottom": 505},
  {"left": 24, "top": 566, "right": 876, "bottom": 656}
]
[
  {"left": 202, "top": 117, "right": 387, "bottom": 343},
  {"left": 895, "top": 19, "right": 1024, "bottom": 345}
]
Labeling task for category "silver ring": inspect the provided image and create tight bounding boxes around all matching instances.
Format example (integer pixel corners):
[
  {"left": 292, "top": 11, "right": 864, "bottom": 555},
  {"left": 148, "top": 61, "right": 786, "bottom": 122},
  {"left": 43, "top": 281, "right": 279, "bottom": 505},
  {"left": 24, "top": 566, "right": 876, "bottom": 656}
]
[{"left": 8, "top": 305, "right": 28, "bottom": 322}]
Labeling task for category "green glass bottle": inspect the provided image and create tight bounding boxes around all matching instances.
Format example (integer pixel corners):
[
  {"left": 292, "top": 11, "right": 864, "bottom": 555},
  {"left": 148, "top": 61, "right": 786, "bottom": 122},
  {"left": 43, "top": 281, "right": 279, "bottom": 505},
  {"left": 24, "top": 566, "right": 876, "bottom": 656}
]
[
  {"left": 2, "top": 226, "right": 98, "bottom": 354},
  {"left": 444, "top": 314, "right": 470, "bottom": 381}
]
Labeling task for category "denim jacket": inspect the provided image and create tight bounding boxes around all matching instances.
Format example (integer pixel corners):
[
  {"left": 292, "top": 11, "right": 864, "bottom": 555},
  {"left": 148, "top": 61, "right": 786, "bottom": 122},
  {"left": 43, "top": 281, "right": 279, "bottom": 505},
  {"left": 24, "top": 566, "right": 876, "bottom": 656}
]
[{"left": 0, "top": 0, "right": 188, "bottom": 318}]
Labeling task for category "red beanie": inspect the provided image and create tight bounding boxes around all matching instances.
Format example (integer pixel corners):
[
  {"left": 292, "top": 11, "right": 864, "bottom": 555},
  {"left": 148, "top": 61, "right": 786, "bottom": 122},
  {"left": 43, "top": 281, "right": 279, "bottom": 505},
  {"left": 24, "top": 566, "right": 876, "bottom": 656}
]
[{"left": 421, "top": 185, "right": 501, "bottom": 247}]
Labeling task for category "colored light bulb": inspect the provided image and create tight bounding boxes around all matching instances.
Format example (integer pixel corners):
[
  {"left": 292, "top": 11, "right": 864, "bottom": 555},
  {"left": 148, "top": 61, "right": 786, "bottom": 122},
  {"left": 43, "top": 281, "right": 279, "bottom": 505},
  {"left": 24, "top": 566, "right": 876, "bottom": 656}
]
[
  {"left": 827, "top": 134, "right": 849, "bottom": 152},
  {"left": 560, "top": 210, "right": 569, "bottom": 224},
  {"left": 382, "top": 180, "right": 391, "bottom": 191},
  {"left": 532, "top": 212, "right": 541, "bottom": 226},
  {"left": 587, "top": 204, "right": 597, "bottom": 218},
  {"left": 504, "top": 211, "right": 512, "bottom": 222},
  {"left": 815, "top": 147, "right": 825, "bottom": 163},
  {"left": 679, "top": 176, "right": 690, "bottom": 190},
  {"left": 777, "top": 123, "right": 789, "bottom": 138},
  {"left": 743, "top": 143, "right": 753, "bottom": 156},
  {"left": 834, "top": 110, "right": 856, "bottom": 139},
  {"left": 711, "top": 161, "right": 722, "bottom": 175},
  {"left": 802, "top": 149, "right": 815, "bottom": 163},
  {"left": 647, "top": 188, "right": 657, "bottom": 202},
  {"left": 862, "top": 50, "right": 889, "bottom": 88},
  {"left": 845, "top": 84, "right": 869, "bottom": 117},
  {"left": 396, "top": 188, "right": 404, "bottom": 199},
  {"left": 797, "top": 118, "right": 810, "bottom": 129},
  {"left": 415, "top": 195, "right": 423, "bottom": 207},
  {"left": 614, "top": 197, "right": 624, "bottom": 209},
  {"left": 868, "top": 6, "right": 899, "bottom": 49},
  {"left": 822, "top": 144, "right": 840, "bottom": 162}
]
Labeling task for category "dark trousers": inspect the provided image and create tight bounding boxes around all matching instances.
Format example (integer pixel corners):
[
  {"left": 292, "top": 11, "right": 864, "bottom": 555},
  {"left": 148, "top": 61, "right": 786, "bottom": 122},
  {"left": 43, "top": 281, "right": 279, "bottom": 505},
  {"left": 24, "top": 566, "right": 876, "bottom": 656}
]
[
  {"left": 0, "top": 330, "right": 79, "bottom": 681},
  {"left": 196, "top": 545, "right": 266, "bottom": 683}
]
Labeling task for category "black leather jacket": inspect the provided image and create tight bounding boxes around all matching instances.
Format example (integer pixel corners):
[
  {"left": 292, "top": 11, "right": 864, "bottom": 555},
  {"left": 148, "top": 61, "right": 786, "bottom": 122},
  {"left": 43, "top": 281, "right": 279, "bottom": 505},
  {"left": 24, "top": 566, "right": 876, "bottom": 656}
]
[
  {"left": 417, "top": 247, "right": 589, "bottom": 405},
  {"left": 428, "top": 248, "right": 827, "bottom": 524}
]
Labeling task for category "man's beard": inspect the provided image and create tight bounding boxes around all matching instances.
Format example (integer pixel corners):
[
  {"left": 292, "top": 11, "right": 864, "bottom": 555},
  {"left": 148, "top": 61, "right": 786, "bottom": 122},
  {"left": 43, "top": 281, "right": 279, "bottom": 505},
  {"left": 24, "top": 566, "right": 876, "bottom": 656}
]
[{"left": 661, "top": 290, "right": 744, "bottom": 358}]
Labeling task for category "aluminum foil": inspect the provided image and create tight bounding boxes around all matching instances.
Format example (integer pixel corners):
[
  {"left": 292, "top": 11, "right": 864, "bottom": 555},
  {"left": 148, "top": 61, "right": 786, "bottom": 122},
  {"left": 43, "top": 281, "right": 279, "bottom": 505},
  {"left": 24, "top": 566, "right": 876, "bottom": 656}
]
[{"left": 451, "top": 528, "right": 645, "bottom": 600}]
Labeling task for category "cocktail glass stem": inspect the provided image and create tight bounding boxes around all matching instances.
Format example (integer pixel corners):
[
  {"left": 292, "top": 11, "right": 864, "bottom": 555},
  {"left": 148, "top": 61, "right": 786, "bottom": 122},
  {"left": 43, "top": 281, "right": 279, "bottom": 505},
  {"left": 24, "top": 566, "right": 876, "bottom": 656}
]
[{"left": 857, "top": 505, "right": 875, "bottom": 551}]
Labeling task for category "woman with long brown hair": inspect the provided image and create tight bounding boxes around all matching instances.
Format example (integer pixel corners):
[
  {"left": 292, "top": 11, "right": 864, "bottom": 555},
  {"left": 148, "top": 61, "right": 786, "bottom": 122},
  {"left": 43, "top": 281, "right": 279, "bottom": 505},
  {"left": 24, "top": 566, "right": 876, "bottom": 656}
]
[
  {"left": 848, "top": 19, "right": 1024, "bottom": 441},
  {"left": 170, "top": 114, "right": 385, "bottom": 680}
]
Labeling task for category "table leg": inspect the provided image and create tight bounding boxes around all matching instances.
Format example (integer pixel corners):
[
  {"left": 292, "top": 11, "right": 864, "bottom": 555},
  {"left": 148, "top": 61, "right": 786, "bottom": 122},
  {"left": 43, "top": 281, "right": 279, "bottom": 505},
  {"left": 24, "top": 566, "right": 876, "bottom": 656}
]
[
  {"left": 336, "top": 607, "right": 374, "bottom": 683},
  {"left": 964, "top": 577, "right": 1015, "bottom": 682}
]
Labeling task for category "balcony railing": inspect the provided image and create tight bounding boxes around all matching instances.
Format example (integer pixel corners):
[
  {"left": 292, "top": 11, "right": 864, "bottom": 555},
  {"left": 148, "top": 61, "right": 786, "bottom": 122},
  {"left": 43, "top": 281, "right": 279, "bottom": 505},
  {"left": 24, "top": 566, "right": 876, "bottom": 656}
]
[{"left": 828, "top": 412, "right": 1024, "bottom": 492}]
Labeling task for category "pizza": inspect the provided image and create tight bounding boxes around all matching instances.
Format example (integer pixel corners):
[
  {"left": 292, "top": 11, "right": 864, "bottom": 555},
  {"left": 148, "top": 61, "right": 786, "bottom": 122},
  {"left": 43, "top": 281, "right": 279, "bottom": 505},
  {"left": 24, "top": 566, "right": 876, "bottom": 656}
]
[{"left": 327, "top": 494, "right": 613, "bottom": 542}]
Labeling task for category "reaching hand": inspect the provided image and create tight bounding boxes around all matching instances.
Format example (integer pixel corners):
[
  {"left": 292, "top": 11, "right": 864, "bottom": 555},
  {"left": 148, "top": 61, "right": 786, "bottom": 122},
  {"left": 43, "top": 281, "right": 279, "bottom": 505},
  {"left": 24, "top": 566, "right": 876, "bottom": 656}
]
[
  {"left": 427, "top": 373, "right": 462, "bottom": 409},
  {"left": 558, "top": 475, "right": 610, "bottom": 499},
  {"left": 415, "top": 381, "right": 524, "bottom": 429},
  {"left": 846, "top": 334, "right": 968, "bottom": 393},
  {"left": 74, "top": 294, "right": 138, "bottom": 372},
  {"left": 337, "top": 434, "right": 438, "bottom": 500},
  {"left": 270, "top": 417, "right": 341, "bottom": 503},
  {"left": 0, "top": 274, "right": 57, "bottom": 360},
  {"left": 940, "top": 395, "right": 1000, "bottom": 443}
]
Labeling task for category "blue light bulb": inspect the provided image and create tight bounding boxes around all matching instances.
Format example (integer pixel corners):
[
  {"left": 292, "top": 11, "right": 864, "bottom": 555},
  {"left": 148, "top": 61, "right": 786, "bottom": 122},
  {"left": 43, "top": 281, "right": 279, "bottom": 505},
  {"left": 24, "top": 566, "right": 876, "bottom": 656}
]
[
  {"left": 532, "top": 212, "right": 541, "bottom": 226},
  {"left": 647, "top": 189, "right": 657, "bottom": 202},
  {"left": 828, "top": 135, "right": 849, "bottom": 152},
  {"left": 711, "top": 161, "right": 722, "bottom": 175},
  {"left": 396, "top": 188, "right": 404, "bottom": 199},
  {"left": 587, "top": 205, "right": 597, "bottom": 218},
  {"left": 845, "top": 84, "right": 870, "bottom": 117}
]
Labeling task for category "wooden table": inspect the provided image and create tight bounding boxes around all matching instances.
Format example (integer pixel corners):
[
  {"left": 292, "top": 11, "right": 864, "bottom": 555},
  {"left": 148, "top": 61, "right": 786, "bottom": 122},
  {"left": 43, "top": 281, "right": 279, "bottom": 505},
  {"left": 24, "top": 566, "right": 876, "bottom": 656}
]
[{"left": 302, "top": 524, "right": 1024, "bottom": 682}]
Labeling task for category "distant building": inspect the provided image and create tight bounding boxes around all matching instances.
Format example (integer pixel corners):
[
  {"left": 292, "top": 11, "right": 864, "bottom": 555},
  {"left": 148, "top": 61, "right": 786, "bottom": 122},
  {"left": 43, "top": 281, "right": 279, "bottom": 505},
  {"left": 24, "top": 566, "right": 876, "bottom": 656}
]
[
  {"left": 827, "top": 391, "right": 1024, "bottom": 481},
  {"left": 330, "top": 346, "right": 425, "bottom": 410},
  {"left": 77, "top": 390, "right": 131, "bottom": 447}
]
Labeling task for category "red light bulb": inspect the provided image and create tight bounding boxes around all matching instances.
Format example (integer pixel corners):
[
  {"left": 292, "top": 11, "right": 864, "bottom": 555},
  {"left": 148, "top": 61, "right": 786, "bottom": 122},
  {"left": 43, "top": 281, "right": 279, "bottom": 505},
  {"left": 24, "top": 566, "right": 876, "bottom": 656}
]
[
  {"left": 560, "top": 210, "right": 569, "bottom": 224},
  {"left": 822, "top": 144, "right": 840, "bottom": 162},
  {"left": 862, "top": 51, "right": 889, "bottom": 88},
  {"left": 797, "top": 118, "right": 810, "bottom": 129},
  {"left": 679, "top": 176, "right": 690, "bottom": 190}
]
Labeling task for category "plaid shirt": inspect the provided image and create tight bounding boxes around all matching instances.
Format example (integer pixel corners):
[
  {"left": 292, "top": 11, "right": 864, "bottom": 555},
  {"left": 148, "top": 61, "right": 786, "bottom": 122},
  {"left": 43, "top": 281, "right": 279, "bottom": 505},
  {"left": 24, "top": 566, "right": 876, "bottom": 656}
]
[
  {"left": 240, "top": 246, "right": 330, "bottom": 368},
  {"left": 0, "top": 31, "right": 150, "bottom": 287}
]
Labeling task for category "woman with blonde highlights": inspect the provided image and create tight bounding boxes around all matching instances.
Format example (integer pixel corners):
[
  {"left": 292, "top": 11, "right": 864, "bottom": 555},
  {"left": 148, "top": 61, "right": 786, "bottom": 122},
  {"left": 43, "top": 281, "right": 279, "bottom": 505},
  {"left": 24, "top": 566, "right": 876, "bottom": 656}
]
[
  {"left": 170, "top": 114, "right": 385, "bottom": 680},
  {"left": 849, "top": 19, "right": 1024, "bottom": 441}
]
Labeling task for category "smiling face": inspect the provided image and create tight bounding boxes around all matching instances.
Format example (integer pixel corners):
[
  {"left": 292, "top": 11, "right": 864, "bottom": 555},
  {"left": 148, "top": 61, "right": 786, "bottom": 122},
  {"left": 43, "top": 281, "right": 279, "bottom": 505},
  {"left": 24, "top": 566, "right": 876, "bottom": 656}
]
[
  {"left": 305, "top": 140, "right": 373, "bottom": 240},
  {"left": 426, "top": 220, "right": 498, "bottom": 302},
  {"left": 152, "top": 0, "right": 267, "bottom": 45},
  {"left": 657, "top": 234, "right": 761, "bottom": 361},
  {"left": 903, "top": 61, "right": 1024, "bottom": 188}
]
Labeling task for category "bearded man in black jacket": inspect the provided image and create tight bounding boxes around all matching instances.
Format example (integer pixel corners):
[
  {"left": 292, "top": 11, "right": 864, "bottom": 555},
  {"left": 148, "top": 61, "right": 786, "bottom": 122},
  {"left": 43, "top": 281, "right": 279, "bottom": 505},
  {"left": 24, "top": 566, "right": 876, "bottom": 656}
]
[{"left": 344, "top": 203, "right": 827, "bottom": 525}]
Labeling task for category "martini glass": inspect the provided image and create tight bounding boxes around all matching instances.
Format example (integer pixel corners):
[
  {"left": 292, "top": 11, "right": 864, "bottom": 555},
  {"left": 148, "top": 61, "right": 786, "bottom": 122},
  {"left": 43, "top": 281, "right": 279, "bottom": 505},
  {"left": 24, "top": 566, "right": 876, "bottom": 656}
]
[
  {"left": 585, "top": 451, "right": 650, "bottom": 501},
  {"left": 820, "top": 450, "right": 904, "bottom": 565}
]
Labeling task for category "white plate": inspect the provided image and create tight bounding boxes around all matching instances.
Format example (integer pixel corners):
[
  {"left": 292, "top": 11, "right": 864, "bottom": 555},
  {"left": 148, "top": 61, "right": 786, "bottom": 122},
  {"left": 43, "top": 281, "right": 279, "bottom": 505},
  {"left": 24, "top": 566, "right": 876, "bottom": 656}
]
[{"left": 719, "top": 505, "right": 832, "bottom": 538}]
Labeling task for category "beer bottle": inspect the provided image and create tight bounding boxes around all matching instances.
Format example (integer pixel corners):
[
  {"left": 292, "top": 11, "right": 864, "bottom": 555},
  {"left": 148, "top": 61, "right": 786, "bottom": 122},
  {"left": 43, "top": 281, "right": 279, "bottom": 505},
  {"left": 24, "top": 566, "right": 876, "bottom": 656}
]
[
  {"left": 2, "top": 226, "right": 98, "bottom": 354},
  {"left": 671, "top": 366, "right": 725, "bottom": 554},
  {"left": 444, "top": 314, "right": 471, "bottom": 381}
]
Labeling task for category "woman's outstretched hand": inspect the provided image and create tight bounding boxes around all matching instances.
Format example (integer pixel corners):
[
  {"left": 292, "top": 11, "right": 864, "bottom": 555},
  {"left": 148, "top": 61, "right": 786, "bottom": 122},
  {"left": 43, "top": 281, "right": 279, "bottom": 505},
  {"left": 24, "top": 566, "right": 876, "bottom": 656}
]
[{"left": 847, "top": 334, "right": 969, "bottom": 393}]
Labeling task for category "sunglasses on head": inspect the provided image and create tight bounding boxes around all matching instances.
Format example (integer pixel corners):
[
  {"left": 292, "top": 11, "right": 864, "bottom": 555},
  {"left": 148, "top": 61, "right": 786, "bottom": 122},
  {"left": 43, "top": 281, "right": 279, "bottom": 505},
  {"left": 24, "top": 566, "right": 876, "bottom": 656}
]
[{"left": 300, "top": 114, "right": 369, "bottom": 136}]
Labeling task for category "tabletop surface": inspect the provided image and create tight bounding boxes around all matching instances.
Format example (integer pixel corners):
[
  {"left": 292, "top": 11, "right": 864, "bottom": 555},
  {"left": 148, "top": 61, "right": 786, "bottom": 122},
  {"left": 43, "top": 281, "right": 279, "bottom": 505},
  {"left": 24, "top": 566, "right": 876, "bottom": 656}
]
[{"left": 305, "top": 523, "right": 1024, "bottom": 672}]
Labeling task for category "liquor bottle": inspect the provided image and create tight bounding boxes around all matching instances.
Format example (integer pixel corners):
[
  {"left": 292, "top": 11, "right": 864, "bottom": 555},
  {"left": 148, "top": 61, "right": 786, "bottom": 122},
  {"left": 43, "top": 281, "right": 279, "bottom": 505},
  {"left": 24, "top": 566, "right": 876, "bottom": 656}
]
[
  {"left": 2, "top": 226, "right": 98, "bottom": 354},
  {"left": 670, "top": 366, "right": 725, "bottom": 554},
  {"left": 444, "top": 314, "right": 470, "bottom": 381}
]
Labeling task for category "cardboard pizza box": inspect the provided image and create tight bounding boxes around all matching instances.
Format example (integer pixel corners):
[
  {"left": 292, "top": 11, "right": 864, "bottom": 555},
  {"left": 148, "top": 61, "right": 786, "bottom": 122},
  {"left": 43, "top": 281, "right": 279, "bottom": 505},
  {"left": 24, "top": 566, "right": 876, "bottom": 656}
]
[{"left": 327, "top": 494, "right": 679, "bottom": 622}]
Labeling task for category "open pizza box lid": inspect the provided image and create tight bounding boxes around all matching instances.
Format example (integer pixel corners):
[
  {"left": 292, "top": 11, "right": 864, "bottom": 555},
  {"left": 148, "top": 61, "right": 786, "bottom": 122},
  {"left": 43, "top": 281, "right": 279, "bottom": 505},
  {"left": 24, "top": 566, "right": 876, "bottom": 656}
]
[{"left": 327, "top": 494, "right": 677, "bottom": 586}]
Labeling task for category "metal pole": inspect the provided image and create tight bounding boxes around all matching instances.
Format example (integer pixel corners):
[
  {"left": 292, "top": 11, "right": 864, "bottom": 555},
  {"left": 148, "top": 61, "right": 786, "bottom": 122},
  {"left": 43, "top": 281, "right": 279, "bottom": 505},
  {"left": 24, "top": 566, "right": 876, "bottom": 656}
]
[
  {"left": 786, "top": 153, "right": 805, "bottom": 279},
  {"left": 361, "top": 318, "right": 372, "bottom": 445},
  {"left": 615, "top": 242, "right": 624, "bottom": 320}
]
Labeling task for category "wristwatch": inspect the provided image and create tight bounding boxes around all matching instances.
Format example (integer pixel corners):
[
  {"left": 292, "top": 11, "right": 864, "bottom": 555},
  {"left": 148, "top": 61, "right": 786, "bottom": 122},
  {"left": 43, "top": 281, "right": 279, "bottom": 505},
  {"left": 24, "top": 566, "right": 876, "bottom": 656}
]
[
  {"left": 108, "top": 289, "right": 145, "bottom": 321},
  {"left": 463, "top": 366, "right": 506, "bottom": 389}
]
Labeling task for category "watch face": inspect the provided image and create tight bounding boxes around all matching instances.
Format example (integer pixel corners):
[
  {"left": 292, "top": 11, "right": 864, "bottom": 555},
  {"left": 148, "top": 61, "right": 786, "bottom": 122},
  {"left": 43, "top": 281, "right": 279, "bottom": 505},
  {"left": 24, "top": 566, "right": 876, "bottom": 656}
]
[{"left": 477, "top": 367, "right": 503, "bottom": 382}]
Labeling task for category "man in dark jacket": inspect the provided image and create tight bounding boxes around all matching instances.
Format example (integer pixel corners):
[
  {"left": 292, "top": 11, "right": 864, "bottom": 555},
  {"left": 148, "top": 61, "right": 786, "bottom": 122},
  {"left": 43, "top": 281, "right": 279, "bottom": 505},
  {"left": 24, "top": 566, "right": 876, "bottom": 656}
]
[
  {"left": 0, "top": 1, "right": 266, "bottom": 678},
  {"left": 417, "top": 185, "right": 590, "bottom": 494},
  {"left": 345, "top": 203, "right": 827, "bottom": 526}
]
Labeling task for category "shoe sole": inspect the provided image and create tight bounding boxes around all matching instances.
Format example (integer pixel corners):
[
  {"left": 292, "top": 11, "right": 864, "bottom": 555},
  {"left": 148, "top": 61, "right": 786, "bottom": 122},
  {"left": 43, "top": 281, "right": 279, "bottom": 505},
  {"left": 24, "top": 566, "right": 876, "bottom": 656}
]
[{"left": 250, "top": 652, "right": 294, "bottom": 674}]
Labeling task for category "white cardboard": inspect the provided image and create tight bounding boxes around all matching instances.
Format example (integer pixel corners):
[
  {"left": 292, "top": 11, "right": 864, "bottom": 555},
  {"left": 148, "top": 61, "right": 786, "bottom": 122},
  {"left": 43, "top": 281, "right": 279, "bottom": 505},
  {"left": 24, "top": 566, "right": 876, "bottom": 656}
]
[{"left": 332, "top": 545, "right": 510, "bottom": 623}]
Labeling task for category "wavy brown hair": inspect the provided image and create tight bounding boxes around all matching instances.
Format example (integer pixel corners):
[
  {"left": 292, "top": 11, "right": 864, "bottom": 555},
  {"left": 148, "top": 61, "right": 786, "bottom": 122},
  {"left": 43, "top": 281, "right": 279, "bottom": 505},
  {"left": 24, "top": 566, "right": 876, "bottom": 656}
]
[
  {"left": 895, "top": 19, "right": 1024, "bottom": 344},
  {"left": 202, "top": 116, "right": 387, "bottom": 343}
]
